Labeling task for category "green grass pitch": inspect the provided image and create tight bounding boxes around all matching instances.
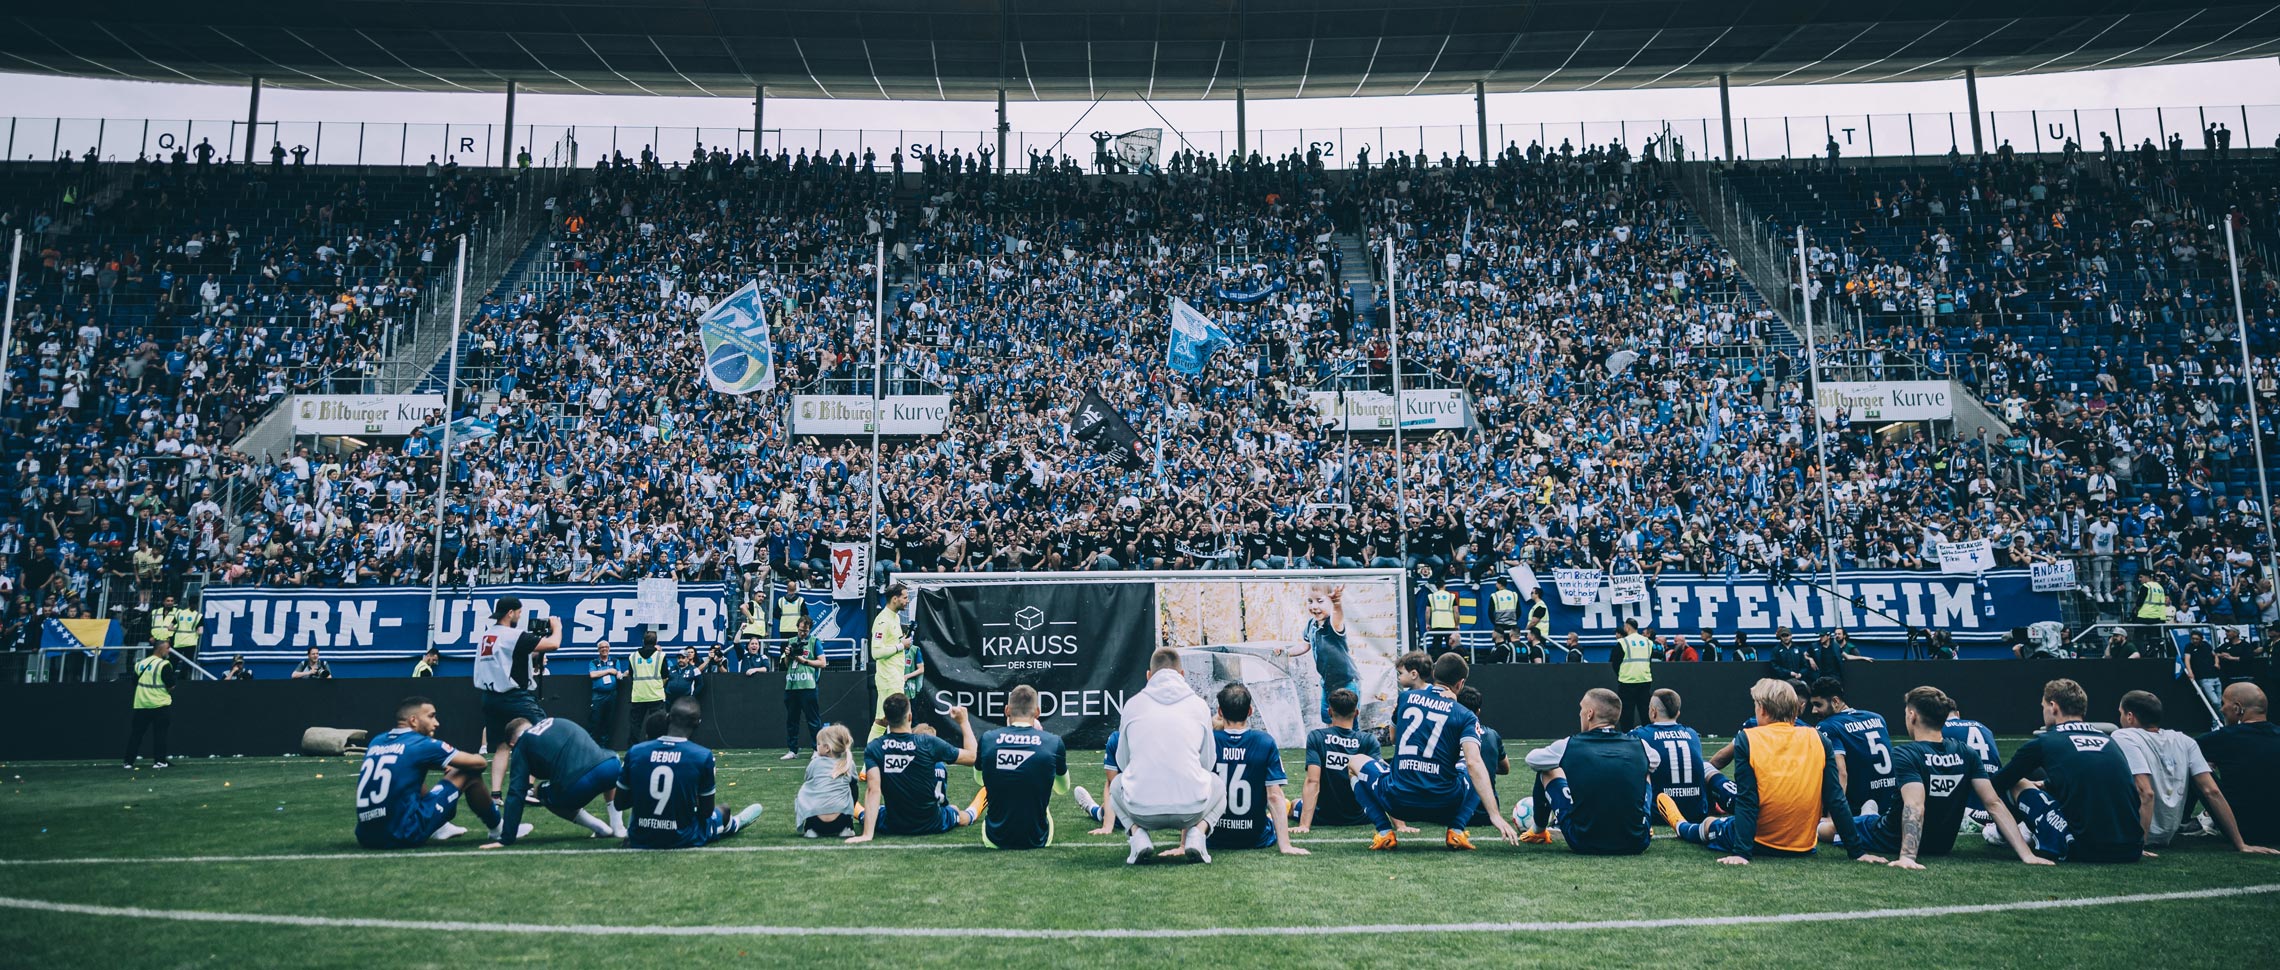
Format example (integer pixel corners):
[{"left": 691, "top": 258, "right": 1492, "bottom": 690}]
[{"left": 2, "top": 741, "right": 2276, "bottom": 969}]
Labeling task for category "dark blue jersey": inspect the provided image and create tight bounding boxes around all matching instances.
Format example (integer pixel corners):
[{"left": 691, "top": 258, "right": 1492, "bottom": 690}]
[
  {"left": 1208, "top": 727, "right": 1286, "bottom": 849},
  {"left": 864, "top": 731, "right": 961, "bottom": 835},
  {"left": 618, "top": 735, "right": 718, "bottom": 848},
  {"left": 1817, "top": 708, "right": 1898, "bottom": 810},
  {"left": 1631, "top": 722, "right": 1713, "bottom": 815},
  {"left": 1387, "top": 686, "right": 1483, "bottom": 804},
  {"left": 353, "top": 727, "right": 457, "bottom": 840},
  {"left": 499, "top": 717, "right": 618, "bottom": 842},
  {"left": 977, "top": 724, "right": 1067, "bottom": 849},
  {"left": 1466, "top": 726, "right": 1510, "bottom": 827},
  {"left": 1101, "top": 730, "right": 1121, "bottom": 773},
  {"left": 1871, "top": 738, "right": 1986, "bottom": 856},
  {"left": 1942, "top": 716, "right": 2004, "bottom": 811},
  {"left": 1303, "top": 724, "right": 1381, "bottom": 826},
  {"left": 1992, "top": 721, "right": 2145, "bottom": 861}
]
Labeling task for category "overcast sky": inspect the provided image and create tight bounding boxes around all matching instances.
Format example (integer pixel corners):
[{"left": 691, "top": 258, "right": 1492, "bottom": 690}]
[{"left": 2, "top": 57, "right": 2275, "bottom": 163}]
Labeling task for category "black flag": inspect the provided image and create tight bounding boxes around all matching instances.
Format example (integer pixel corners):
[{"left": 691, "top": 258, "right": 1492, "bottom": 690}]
[{"left": 1071, "top": 390, "right": 1147, "bottom": 471}]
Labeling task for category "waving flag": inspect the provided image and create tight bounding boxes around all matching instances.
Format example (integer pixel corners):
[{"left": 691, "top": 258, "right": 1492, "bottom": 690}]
[
  {"left": 42, "top": 617, "right": 121, "bottom": 657},
  {"left": 1167, "top": 297, "right": 1233, "bottom": 376},
  {"left": 699, "top": 279, "right": 777, "bottom": 396},
  {"left": 420, "top": 416, "right": 497, "bottom": 449},
  {"left": 1071, "top": 389, "right": 1148, "bottom": 471}
]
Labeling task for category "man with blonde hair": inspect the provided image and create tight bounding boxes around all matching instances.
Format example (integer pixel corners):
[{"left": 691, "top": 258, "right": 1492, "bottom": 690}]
[{"left": 1675, "top": 678, "right": 1885, "bottom": 865}]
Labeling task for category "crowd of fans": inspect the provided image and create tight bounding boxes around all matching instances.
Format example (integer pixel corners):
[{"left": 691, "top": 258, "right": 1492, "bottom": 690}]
[
  {"left": 4, "top": 133, "right": 2279, "bottom": 657},
  {"left": 0, "top": 151, "right": 512, "bottom": 646}
]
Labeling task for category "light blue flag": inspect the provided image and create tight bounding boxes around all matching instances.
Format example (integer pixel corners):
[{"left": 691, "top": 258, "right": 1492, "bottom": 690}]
[
  {"left": 700, "top": 279, "right": 777, "bottom": 395},
  {"left": 1167, "top": 297, "right": 1233, "bottom": 376}
]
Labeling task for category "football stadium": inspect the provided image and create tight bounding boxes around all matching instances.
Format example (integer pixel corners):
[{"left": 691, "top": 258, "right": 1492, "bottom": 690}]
[{"left": 5, "top": 1, "right": 2280, "bottom": 966}]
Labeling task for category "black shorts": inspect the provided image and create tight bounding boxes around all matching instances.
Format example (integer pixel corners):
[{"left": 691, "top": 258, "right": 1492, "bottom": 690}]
[
  {"left": 799, "top": 814, "right": 856, "bottom": 837},
  {"left": 481, "top": 689, "right": 548, "bottom": 741}
]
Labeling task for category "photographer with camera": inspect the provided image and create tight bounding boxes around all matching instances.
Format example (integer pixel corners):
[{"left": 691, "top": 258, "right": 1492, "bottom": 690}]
[{"left": 473, "top": 597, "right": 562, "bottom": 798}]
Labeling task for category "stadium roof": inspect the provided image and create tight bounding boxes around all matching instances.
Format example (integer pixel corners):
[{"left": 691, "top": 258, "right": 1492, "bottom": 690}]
[{"left": 6, "top": 1, "right": 2279, "bottom": 101}]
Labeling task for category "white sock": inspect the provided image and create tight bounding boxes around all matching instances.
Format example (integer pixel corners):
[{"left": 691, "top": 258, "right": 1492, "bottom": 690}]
[
  {"left": 608, "top": 805, "right": 623, "bottom": 831},
  {"left": 429, "top": 823, "right": 468, "bottom": 842},
  {"left": 574, "top": 810, "right": 615, "bottom": 837}
]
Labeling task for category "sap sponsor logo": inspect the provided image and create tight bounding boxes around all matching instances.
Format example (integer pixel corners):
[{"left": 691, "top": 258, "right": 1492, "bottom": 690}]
[
  {"left": 2069, "top": 735, "right": 2110, "bottom": 752},
  {"left": 1928, "top": 773, "right": 1964, "bottom": 798},
  {"left": 994, "top": 749, "right": 1035, "bottom": 771},
  {"left": 883, "top": 754, "right": 915, "bottom": 773}
]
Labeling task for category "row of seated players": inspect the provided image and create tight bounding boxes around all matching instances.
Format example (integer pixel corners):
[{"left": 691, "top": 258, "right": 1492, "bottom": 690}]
[{"left": 348, "top": 652, "right": 2280, "bottom": 866}]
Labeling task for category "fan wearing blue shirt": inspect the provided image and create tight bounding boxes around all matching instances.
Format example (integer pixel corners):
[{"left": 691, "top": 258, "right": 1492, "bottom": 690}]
[
  {"left": 353, "top": 695, "right": 525, "bottom": 849},
  {"left": 587, "top": 640, "right": 626, "bottom": 747},
  {"left": 1207, "top": 684, "right": 1307, "bottom": 855}
]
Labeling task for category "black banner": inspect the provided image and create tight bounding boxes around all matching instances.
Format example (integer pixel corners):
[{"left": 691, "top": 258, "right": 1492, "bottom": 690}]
[
  {"left": 912, "top": 581, "right": 1158, "bottom": 746},
  {"left": 1071, "top": 389, "right": 1148, "bottom": 470}
]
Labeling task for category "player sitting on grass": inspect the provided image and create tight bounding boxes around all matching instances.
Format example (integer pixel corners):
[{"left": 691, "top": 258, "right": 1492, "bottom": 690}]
[
  {"left": 1990, "top": 679, "right": 2146, "bottom": 863},
  {"left": 975, "top": 685, "right": 1068, "bottom": 850},
  {"left": 1675, "top": 678, "right": 1885, "bottom": 866},
  {"left": 619, "top": 698, "right": 762, "bottom": 849},
  {"left": 1633, "top": 689, "right": 1737, "bottom": 829},
  {"left": 1207, "top": 683, "right": 1307, "bottom": 857},
  {"left": 846, "top": 693, "right": 979, "bottom": 844},
  {"left": 1290, "top": 688, "right": 1388, "bottom": 834},
  {"left": 1811, "top": 678, "right": 1898, "bottom": 817},
  {"left": 1346, "top": 652, "right": 1520, "bottom": 850},
  {"left": 1517, "top": 688, "right": 1657, "bottom": 854},
  {"left": 1816, "top": 686, "right": 2047, "bottom": 868},
  {"left": 1456, "top": 686, "right": 1510, "bottom": 832},
  {"left": 482, "top": 716, "right": 625, "bottom": 847},
  {"left": 354, "top": 696, "right": 530, "bottom": 849},
  {"left": 1942, "top": 703, "right": 2005, "bottom": 826}
]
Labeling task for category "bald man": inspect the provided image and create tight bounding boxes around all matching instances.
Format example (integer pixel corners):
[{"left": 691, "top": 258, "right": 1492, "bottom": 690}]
[{"left": 2199, "top": 683, "right": 2280, "bottom": 848}]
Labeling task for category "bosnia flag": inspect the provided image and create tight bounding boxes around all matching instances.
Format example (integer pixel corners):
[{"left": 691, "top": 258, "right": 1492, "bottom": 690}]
[
  {"left": 43, "top": 617, "right": 123, "bottom": 659},
  {"left": 700, "top": 279, "right": 777, "bottom": 396}
]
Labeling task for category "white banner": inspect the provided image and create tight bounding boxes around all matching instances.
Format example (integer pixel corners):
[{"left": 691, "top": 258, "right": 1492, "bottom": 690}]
[
  {"left": 1814, "top": 381, "right": 1954, "bottom": 422},
  {"left": 1554, "top": 568, "right": 1603, "bottom": 604},
  {"left": 790, "top": 395, "right": 952, "bottom": 435},
  {"left": 828, "top": 542, "right": 871, "bottom": 600},
  {"left": 1939, "top": 538, "right": 1997, "bottom": 574},
  {"left": 634, "top": 577, "right": 680, "bottom": 625},
  {"left": 1303, "top": 389, "right": 1470, "bottom": 431},
  {"left": 291, "top": 394, "right": 445, "bottom": 436},
  {"left": 1608, "top": 573, "right": 1648, "bottom": 605},
  {"left": 2031, "top": 560, "right": 2079, "bottom": 593},
  {"left": 1508, "top": 564, "right": 1541, "bottom": 597}
]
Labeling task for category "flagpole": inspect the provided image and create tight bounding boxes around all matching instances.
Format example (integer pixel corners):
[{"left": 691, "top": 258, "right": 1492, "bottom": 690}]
[
  {"left": 426, "top": 234, "right": 468, "bottom": 644},
  {"left": 1799, "top": 226, "right": 1842, "bottom": 628},
  {"left": 2223, "top": 215, "right": 2280, "bottom": 580},
  {"left": 869, "top": 235, "right": 885, "bottom": 596},
  {"left": 1385, "top": 235, "right": 1408, "bottom": 565},
  {"left": 0, "top": 230, "right": 21, "bottom": 418}
]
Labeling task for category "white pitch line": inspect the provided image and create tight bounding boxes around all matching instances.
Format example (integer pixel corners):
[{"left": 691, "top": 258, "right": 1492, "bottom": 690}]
[
  {"left": 0, "top": 838, "right": 1387, "bottom": 866},
  {"left": 0, "top": 884, "right": 2273, "bottom": 938}
]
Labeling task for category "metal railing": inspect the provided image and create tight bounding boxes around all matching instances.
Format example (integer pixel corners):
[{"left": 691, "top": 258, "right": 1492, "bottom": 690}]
[{"left": 9, "top": 104, "right": 2280, "bottom": 171}]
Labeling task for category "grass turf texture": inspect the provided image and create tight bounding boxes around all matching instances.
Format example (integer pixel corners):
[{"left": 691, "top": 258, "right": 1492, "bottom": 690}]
[{"left": 2, "top": 741, "right": 2275, "bottom": 969}]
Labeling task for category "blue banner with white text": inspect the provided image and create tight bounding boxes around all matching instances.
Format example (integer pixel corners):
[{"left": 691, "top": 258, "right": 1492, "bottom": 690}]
[{"left": 201, "top": 583, "right": 731, "bottom": 664}]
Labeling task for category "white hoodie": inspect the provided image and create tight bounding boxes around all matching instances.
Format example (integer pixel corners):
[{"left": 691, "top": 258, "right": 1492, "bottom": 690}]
[{"left": 1112, "top": 668, "right": 1218, "bottom": 818}]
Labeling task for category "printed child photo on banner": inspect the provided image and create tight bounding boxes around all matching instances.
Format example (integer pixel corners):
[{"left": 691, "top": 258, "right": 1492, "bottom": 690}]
[{"left": 1156, "top": 577, "right": 1403, "bottom": 740}]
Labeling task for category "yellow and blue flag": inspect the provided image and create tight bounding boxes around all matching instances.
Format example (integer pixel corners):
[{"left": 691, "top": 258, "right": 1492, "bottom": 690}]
[{"left": 42, "top": 617, "right": 123, "bottom": 657}]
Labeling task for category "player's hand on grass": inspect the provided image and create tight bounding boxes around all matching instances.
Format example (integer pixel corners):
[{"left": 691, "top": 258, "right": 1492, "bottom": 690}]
[
  {"left": 1854, "top": 854, "right": 1888, "bottom": 865},
  {"left": 2021, "top": 855, "right": 2056, "bottom": 866},
  {"left": 1888, "top": 857, "right": 1924, "bottom": 870},
  {"left": 1716, "top": 855, "right": 1750, "bottom": 866},
  {"left": 844, "top": 833, "right": 874, "bottom": 845},
  {"left": 2240, "top": 845, "right": 2280, "bottom": 855},
  {"left": 478, "top": 842, "right": 505, "bottom": 850},
  {"left": 1290, "top": 825, "right": 1310, "bottom": 835},
  {"left": 2141, "top": 849, "right": 2158, "bottom": 859},
  {"left": 1280, "top": 844, "right": 1311, "bottom": 856},
  {"left": 1395, "top": 824, "right": 1419, "bottom": 834},
  {"left": 1492, "top": 818, "right": 1520, "bottom": 845},
  {"left": 1088, "top": 825, "right": 1114, "bottom": 836}
]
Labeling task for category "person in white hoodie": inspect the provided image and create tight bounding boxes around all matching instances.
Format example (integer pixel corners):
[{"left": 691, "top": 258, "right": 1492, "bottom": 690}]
[{"left": 1108, "top": 647, "right": 1224, "bottom": 864}]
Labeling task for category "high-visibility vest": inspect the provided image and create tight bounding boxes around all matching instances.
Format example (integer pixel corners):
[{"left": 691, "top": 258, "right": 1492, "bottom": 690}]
[
  {"left": 1527, "top": 600, "right": 1550, "bottom": 638},
  {"left": 133, "top": 655, "right": 174, "bottom": 709},
  {"left": 777, "top": 595, "right": 805, "bottom": 635},
  {"left": 151, "top": 609, "right": 179, "bottom": 645},
  {"left": 170, "top": 608, "right": 200, "bottom": 650},
  {"left": 412, "top": 658, "right": 437, "bottom": 678},
  {"left": 2136, "top": 581, "right": 2170, "bottom": 622},
  {"left": 1490, "top": 589, "right": 1521, "bottom": 626},
  {"left": 629, "top": 652, "right": 667, "bottom": 703},
  {"left": 1427, "top": 590, "right": 1459, "bottom": 630},
  {"left": 739, "top": 599, "right": 770, "bottom": 638},
  {"left": 1617, "top": 634, "right": 1655, "bottom": 684}
]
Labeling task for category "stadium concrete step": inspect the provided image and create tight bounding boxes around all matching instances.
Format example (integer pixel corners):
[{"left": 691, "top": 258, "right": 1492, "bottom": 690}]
[
  {"left": 409, "top": 228, "right": 557, "bottom": 396},
  {"left": 1333, "top": 231, "right": 1376, "bottom": 313}
]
